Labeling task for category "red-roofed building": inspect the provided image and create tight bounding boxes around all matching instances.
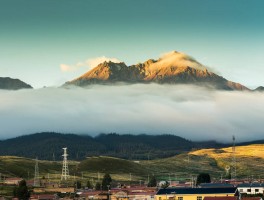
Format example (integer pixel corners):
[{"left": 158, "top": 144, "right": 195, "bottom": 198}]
[
  {"left": 4, "top": 177, "right": 23, "bottom": 185},
  {"left": 30, "top": 194, "right": 56, "bottom": 200},
  {"left": 204, "top": 197, "right": 238, "bottom": 200},
  {"left": 241, "top": 197, "right": 263, "bottom": 200}
]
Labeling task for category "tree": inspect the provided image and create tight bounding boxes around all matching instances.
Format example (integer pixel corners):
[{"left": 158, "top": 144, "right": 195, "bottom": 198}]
[
  {"left": 158, "top": 181, "right": 170, "bottom": 189},
  {"left": 86, "top": 180, "right": 93, "bottom": 189},
  {"left": 148, "top": 175, "right": 157, "bottom": 187},
  {"left": 101, "top": 173, "right": 112, "bottom": 190},
  {"left": 13, "top": 179, "right": 30, "bottom": 200},
  {"left": 196, "top": 173, "right": 211, "bottom": 186},
  {"left": 95, "top": 182, "right": 101, "bottom": 190},
  {"left": 74, "top": 180, "right": 82, "bottom": 189}
]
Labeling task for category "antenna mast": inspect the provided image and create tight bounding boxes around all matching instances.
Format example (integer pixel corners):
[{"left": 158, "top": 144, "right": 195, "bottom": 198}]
[
  {"left": 61, "top": 147, "right": 69, "bottom": 181},
  {"left": 34, "top": 158, "right": 40, "bottom": 186},
  {"left": 231, "top": 135, "right": 236, "bottom": 180}
]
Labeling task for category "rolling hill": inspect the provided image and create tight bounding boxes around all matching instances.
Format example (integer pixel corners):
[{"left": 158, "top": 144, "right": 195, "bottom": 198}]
[{"left": 1, "top": 144, "right": 264, "bottom": 183}]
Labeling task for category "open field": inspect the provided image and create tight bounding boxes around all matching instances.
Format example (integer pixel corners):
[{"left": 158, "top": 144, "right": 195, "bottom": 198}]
[{"left": 1, "top": 144, "right": 264, "bottom": 185}]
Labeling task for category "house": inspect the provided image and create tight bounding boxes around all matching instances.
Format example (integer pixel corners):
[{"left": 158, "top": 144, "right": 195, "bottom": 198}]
[
  {"left": 241, "top": 197, "right": 263, "bottom": 200},
  {"left": 111, "top": 190, "right": 129, "bottom": 200},
  {"left": 4, "top": 177, "right": 23, "bottom": 185},
  {"left": 128, "top": 191, "right": 155, "bottom": 200},
  {"left": 203, "top": 197, "right": 238, "bottom": 200},
  {"left": 79, "top": 191, "right": 109, "bottom": 200},
  {"left": 33, "top": 187, "right": 75, "bottom": 193},
  {"left": 110, "top": 187, "right": 156, "bottom": 200},
  {"left": 199, "top": 184, "right": 235, "bottom": 188},
  {"left": 237, "top": 183, "right": 264, "bottom": 195},
  {"left": 155, "top": 187, "right": 238, "bottom": 200},
  {"left": 30, "top": 194, "right": 56, "bottom": 200}
]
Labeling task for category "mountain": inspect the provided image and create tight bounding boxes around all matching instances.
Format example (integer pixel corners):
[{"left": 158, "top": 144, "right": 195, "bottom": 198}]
[
  {"left": 254, "top": 86, "right": 264, "bottom": 91},
  {"left": 0, "top": 77, "right": 33, "bottom": 90},
  {"left": 64, "top": 51, "right": 248, "bottom": 91},
  {"left": 0, "top": 132, "right": 224, "bottom": 160}
]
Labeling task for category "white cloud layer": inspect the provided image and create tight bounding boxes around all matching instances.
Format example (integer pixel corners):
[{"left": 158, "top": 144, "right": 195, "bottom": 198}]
[
  {"left": 0, "top": 84, "right": 264, "bottom": 142},
  {"left": 60, "top": 56, "right": 121, "bottom": 72}
]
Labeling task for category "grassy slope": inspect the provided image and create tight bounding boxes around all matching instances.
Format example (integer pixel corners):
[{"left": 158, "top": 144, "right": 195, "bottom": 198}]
[
  {"left": 190, "top": 144, "right": 264, "bottom": 178},
  {"left": 0, "top": 156, "right": 78, "bottom": 178},
  {"left": 1, "top": 144, "right": 264, "bottom": 183}
]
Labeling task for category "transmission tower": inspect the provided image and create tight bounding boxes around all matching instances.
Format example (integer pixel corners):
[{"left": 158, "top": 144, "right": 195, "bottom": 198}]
[
  {"left": 34, "top": 158, "right": 40, "bottom": 186},
  {"left": 61, "top": 147, "right": 70, "bottom": 181},
  {"left": 231, "top": 135, "right": 236, "bottom": 180}
]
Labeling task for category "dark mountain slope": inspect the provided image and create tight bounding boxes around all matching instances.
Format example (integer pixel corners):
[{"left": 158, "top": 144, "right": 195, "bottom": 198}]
[
  {"left": 0, "top": 77, "right": 32, "bottom": 90},
  {"left": 0, "top": 132, "right": 224, "bottom": 160}
]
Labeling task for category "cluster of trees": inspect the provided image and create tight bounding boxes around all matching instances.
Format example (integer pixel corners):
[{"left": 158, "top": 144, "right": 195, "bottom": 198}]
[
  {"left": 76, "top": 173, "right": 158, "bottom": 190},
  {"left": 13, "top": 180, "right": 30, "bottom": 200},
  {"left": 196, "top": 173, "right": 211, "bottom": 185},
  {"left": 0, "top": 132, "right": 224, "bottom": 160},
  {"left": 74, "top": 173, "right": 113, "bottom": 191}
]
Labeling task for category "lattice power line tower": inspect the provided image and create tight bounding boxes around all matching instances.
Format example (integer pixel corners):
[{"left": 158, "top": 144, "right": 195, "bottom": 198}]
[
  {"left": 231, "top": 135, "right": 236, "bottom": 180},
  {"left": 34, "top": 158, "right": 40, "bottom": 186},
  {"left": 61, "top": 147, "right": 70, "bottom": 181}
]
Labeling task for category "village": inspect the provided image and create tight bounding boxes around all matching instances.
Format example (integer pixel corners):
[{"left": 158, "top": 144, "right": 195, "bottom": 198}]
[
  {"left": 1, "top": 173, "right": 264, "bottom": 200},
  {"left": 1, "top": 147, "right": 264, "bottom": 200}
]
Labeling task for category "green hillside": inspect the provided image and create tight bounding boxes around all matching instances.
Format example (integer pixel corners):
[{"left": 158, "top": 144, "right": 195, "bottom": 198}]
[
  {"left": 1, "top": 144, "right": 264, "bottom": 184},
  {"left": 0, "top": 132, "right": 224, "bottom": 160}
]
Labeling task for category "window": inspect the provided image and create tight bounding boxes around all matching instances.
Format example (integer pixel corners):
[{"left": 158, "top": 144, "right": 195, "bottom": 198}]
[
  {"left": 159, "top": 197, "right": 162, "bottom": 200},
  {"left": 239, "top": 189, "right": 243, "bottom": 192},
  {"left": 255, "top": 189, "right": 259, "bottom": 193},
  {"left": 247, "top": 189, "right": 251, "bottom": 192},
  {"left": 197, "top": 196, "right": 202, "bottom": 200},
  {"left": 178, "top": 197, "right": 183, "bottom": 200}
]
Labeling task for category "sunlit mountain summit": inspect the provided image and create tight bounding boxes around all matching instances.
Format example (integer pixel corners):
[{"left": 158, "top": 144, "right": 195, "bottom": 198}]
[{"left": 64, "top": 51, "right": 248, "bottom": 91}]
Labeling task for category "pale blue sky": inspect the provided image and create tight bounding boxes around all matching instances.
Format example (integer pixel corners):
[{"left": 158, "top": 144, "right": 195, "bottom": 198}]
[{"left": 0, "top": 0, "right": 264, "bottom": 88}]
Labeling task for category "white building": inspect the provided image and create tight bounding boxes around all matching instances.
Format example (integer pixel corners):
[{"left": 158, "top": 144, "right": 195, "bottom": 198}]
[{"left": 237, "top": 183, "right": 264, "bottom": 195}]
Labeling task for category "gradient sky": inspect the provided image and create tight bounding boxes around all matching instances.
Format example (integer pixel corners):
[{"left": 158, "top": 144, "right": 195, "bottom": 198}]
[{"left": 0, "top": 0, "right": 264, "bottom": 88}]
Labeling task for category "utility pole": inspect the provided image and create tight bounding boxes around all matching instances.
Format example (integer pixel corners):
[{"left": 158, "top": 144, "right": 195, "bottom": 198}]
[
  {"left": 48, "top": 173, "right": 50, "bottom": 184},
  {"left": 97, "top": 172, "right": 100, "bottom": 182},
  {"left": 231, "top": 135, "right": 236, "bottom": 180},
  {"left": 34, "top": 158, "right": 40, "bottom": 186},
  {"left": 61, "top": 148, "right": 69, "bottom": 181},
  {"left": 148, "top": 174, "right": 149, "bottom": 183}
]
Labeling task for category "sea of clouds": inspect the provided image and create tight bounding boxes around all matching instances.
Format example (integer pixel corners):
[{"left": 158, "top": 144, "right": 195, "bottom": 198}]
[{"left": 0, "top": 84, "right": 263, "bottom": 142}]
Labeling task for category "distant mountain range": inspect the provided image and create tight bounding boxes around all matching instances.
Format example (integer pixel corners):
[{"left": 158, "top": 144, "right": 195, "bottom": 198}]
[
  {"left": 1, "top": 132, "right": 263, "bottom": 161},
  {"left": 0, "top": 132, "right": 225, "bottom": 160},
  {"left": 64, "top": 51, "right": 251, "bottom": 91},
  {"left": 0, "top": 77, "right": 32, "bottom": 90}
]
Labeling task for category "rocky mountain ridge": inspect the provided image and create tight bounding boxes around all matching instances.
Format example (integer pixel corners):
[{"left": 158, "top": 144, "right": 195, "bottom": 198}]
[{"left": 64, "top": 51, "right": 249, "bottom": 91}]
